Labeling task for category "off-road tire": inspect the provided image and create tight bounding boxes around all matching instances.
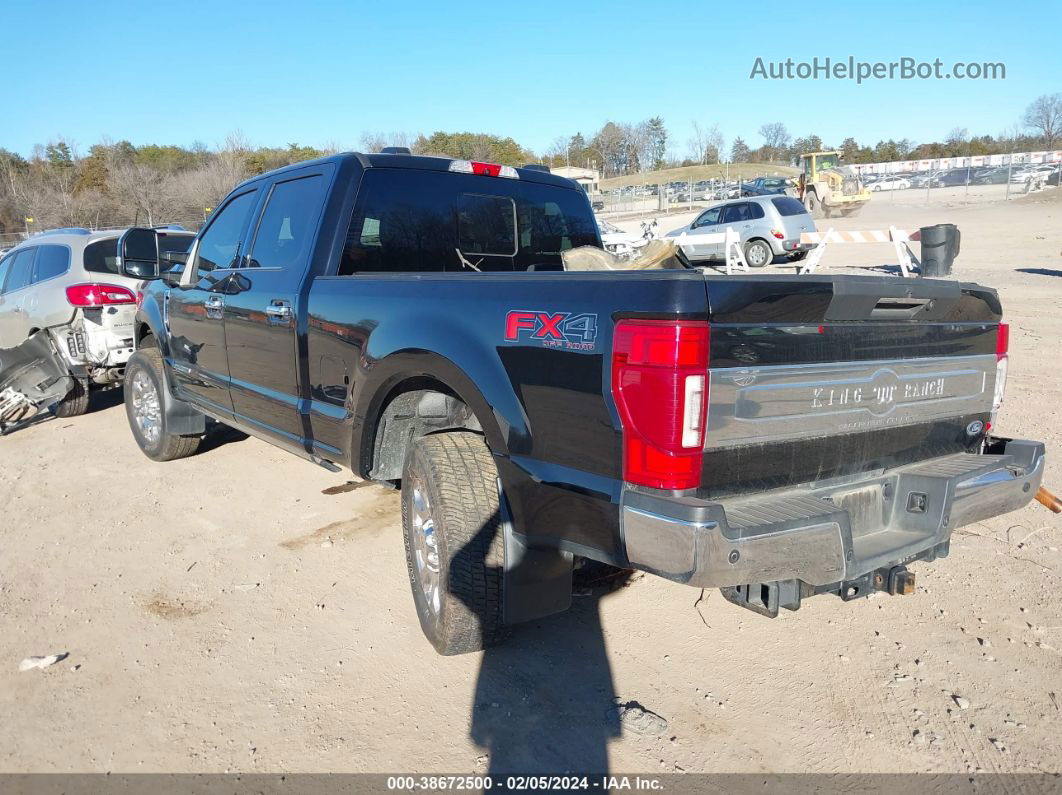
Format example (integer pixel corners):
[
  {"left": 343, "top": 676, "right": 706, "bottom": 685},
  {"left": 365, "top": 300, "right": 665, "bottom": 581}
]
[
  {"left": 803, "top": 193, "right": 823, "bottom": 219},
  {"left": 53, "top": 377, "right": 89, "bottom": 418},
  {"left": 744, "top": 239, "right": 773, "bottom": 268},
  {"left": 402, "top": 431, "right": 508, "bottom": 655},
  {"left": 124, "top": 348, "right": 201, "bottom": 462}
]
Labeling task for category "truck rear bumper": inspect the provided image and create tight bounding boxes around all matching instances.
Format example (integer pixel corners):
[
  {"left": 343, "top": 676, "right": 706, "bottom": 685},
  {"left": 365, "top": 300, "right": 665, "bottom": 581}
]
[{"left": 621, "top": 438, "right": 1045, "bottom": 592}]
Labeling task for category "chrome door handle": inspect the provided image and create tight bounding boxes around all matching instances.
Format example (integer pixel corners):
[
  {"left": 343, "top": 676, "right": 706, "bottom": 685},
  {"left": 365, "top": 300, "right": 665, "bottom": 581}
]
[
  {"left": 265, "top": 300, "right": 292, "bottom": 323},
  {"left": 204, "top": 295, "right": 224, "bottom": 319}
]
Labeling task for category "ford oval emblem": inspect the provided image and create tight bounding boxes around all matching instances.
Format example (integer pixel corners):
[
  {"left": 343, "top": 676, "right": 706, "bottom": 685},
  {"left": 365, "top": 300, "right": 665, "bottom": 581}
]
[{"left": 966, "top": 420, "right": 984, "bottom": 436}]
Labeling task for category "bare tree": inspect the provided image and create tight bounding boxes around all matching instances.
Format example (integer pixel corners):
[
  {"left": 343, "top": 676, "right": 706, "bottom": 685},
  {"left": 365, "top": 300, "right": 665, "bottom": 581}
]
[
  {"left": 757, "top": 122, "right": 790, "bottom": 162},
  {"left": 545, "top": 135, "right": 569, "bottom": 166},
  {"left": 102, "top": 144, "right": 179, "bottom": 227},
  {"left": 359, "top": 132, "right": 388, "bottom": 153},
  {"left": 689, "top": 122, "right": 725, "bottom": 164},
  {"left": 1023, "top": 93, "right": 1062, "bottom": 148},
  {"left": 359, "top": 131, "right": 419, "bottom": 154}
]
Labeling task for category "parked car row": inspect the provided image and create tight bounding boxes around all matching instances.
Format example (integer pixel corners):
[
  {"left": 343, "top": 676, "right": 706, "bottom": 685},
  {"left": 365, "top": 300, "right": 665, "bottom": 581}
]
[
  {"left": 863, "top": 164, "right": 1060, "bottom": 190},
  {"left": 604, "top": 179, "right": 752, "bottom": 204}
]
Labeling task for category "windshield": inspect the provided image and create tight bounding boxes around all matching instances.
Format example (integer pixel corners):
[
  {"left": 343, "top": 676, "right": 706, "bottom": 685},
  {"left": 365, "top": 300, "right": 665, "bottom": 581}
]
[{"left": 817, "top": 154, "right": 840, "bottom": 170}]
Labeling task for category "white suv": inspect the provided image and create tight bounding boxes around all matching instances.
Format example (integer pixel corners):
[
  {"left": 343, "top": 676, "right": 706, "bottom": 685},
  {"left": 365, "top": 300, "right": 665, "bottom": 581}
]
[{"left": 0, "top": 227, "right": 194, "bottom": 417}]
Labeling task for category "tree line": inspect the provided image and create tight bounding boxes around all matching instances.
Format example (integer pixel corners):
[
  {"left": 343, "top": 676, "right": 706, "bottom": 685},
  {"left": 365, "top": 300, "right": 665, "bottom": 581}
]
[
  {"left": 551, "top": 93, "right": 1061, "bottom": 175},
  {"left": 1, "top": 93, "right": 1058, "bottom": 234}
]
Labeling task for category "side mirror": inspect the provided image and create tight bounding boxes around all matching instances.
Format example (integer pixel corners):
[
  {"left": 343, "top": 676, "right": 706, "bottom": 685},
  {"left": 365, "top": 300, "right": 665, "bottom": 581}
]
[{"left": 118, "top": 227, "right": 161, "bottom": 280}]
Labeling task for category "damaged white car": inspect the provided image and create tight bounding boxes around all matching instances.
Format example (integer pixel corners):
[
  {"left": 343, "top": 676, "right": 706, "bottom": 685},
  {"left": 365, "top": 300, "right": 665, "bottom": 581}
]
[
  {"left": 0, "top": 226, "right": 194, "bottom": 429},
  {"left": 596, "top": 217, "right": 648, "bottom": 259}
]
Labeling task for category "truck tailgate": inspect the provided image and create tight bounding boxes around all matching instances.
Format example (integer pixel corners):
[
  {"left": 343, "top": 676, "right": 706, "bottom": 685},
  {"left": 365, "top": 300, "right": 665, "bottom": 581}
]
[{"left": 701, "top": 275, "right": 1003, "bottom": 498}]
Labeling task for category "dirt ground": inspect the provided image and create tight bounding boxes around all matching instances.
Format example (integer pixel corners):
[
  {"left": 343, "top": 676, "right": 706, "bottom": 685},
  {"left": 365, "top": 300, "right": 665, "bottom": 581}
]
[{"left": 1, "top": 188, "right": 1060, "bottom": 776}]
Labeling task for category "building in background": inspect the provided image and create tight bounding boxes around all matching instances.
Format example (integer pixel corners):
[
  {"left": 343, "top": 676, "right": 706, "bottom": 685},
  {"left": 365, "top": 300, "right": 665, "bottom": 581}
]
[
  {"left": 551, "top": 166, "right": 600, "bottom": 195},
  {"left": 550, "top": 166, "right": 604, "bottom": 209}
]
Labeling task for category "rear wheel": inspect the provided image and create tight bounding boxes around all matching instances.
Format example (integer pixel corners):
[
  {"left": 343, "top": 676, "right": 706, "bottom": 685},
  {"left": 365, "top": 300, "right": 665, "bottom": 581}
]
[
  {"left": 743, "top": 239, "right": 773, "bottom": 268},
  {"left": 124, "top": 348, "right": 201, "bottom": 462},
  {"left": 52, "top": 377, "right": 89, "bottom": 418},
  {"left": 402, "top": 431, "right": 508, "bottom": 655}
]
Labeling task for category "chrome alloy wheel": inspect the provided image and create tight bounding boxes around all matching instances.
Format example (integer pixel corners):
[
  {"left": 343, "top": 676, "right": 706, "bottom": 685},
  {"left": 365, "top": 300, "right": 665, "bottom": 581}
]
[
  {"left": 410, "top": 475, "right": 442, "bottom": 620},
  {"left": 130, "top": 369, "right": 161, "bottom": 446}
]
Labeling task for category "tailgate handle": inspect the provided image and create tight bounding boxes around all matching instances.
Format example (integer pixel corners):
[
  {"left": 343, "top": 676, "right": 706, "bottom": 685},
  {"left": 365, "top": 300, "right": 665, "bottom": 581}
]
[{"left": 871, "top": 297, "right": 931, "bottom": 318}]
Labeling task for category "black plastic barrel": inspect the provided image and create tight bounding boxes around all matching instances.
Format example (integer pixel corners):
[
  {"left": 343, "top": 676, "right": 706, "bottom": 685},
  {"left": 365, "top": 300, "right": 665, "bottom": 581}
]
[{"left": 919, "top": 223, "right": 960, "bottom": 277}]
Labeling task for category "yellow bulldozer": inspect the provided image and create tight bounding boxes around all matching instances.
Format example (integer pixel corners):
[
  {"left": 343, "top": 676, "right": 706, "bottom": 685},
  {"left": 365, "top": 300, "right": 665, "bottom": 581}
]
[{"left": 797, "top": 151, "right": 871, "bottom": 219}]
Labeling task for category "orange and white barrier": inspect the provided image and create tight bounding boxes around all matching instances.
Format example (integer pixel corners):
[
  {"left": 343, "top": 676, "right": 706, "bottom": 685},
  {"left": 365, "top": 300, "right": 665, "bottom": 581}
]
[
  {"left": 800, "top": 229, "right": 922, "bottom": 244},
  {"left": 798, "top": 226, "right": 920, "bottom": 277}
]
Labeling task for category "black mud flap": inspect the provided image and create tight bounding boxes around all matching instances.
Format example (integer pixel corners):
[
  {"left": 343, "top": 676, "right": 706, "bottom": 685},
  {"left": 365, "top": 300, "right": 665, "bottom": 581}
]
[
  {"left": 499, "top": 482, "right": 573, "bottom": 625},
  {"left": 0, "top": 331, "right": 73, "bottom": 429}
]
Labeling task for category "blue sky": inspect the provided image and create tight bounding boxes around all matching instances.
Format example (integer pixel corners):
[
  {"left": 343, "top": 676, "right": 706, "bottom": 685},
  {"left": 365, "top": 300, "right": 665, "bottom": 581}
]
[{"left": 4, "top": 0, "right": 1058, "bottom": 159}]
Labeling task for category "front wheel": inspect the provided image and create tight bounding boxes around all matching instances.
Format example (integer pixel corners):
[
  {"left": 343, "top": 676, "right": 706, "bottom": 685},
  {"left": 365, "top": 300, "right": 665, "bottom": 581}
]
[
  {"left": 402, "top": 431, "right": 508, "bottom": 655},
  {"left": 803, "top": 193, "right": 823, "bottom": 219},
  {"left": 124, "top": 348, "right": 201, "bottom": 462},
  {"left": 743, "top": 239, "right": 773, "bottom": 268}
]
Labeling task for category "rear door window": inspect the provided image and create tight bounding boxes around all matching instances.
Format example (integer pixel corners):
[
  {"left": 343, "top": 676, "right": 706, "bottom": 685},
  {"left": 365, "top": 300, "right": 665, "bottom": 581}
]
[
  {"left": 4, "top": 248, "right": 36, "bottom": 293},
  {"left": 32, "top": 245, "right": 71, "bottom": 283},
  {"left": 721, "top": 203, "right": 751, "bottom": 223},
  {"left": 247, "top": 175, "right": 327, "bottom": 270},
  {"left": 771, "top": 197, "right": 809, "bottom": 217},
  {"left": 747, "top": 202, "right": 765, "bottom": 220}
]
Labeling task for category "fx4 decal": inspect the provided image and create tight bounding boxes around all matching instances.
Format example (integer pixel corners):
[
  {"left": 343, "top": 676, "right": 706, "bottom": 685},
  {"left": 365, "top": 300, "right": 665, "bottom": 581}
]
[{"left": 504, "top": 311, "right": 599, "bottom": 350}]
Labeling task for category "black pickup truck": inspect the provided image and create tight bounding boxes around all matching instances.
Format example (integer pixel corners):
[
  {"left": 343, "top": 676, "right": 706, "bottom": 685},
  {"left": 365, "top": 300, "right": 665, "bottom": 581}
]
[{"left": 117, "top": 151, "right": 1044, "bottom": 655}]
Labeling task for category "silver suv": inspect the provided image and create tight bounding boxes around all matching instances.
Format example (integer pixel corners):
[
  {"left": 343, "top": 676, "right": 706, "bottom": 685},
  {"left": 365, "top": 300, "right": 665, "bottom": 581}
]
[
  {"left": 665, "top": 195, "right": 816, "bottom": 267},
  {"left": 0, "top": 227, "right": 194, "bottom": 417}
]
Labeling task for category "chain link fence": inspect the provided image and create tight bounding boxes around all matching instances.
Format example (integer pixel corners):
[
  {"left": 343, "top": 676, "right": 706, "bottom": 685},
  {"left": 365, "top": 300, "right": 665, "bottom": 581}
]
[{"left": 593, "top": 173, "right": 796, "bottom": 217}]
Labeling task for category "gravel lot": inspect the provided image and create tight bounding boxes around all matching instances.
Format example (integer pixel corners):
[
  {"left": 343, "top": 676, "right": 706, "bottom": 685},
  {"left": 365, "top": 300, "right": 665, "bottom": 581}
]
[{"left": 1, "top": 188, "right": 1059, "bottom": 775}]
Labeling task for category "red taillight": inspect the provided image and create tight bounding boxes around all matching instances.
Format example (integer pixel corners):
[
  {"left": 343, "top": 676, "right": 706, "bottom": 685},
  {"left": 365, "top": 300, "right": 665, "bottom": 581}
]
[
  {"left": 996, "top": 322, "right": 1009, "bottom": 359},
  {"left": 135, "top": 289, "right": 144, "bottom": 310},
  {"left": 770, "top": 228, "right": 785, "bottom": 239},
  {"left": 611, "top": 319, "right": 710, "bottom": 490},
  {"left": 66, "top": 283, "right": 136, "bottom": 307},
  {"left": 993, "top": 322, "right": 1009, "bottom": 415}
]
